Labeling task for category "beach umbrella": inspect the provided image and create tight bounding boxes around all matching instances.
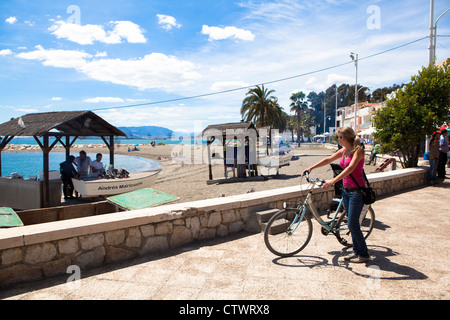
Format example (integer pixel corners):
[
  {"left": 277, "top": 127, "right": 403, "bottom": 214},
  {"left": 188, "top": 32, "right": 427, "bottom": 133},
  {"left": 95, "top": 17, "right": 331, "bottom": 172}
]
[{"left": 133, "top": 144, "right": 139, "bottom": 147}]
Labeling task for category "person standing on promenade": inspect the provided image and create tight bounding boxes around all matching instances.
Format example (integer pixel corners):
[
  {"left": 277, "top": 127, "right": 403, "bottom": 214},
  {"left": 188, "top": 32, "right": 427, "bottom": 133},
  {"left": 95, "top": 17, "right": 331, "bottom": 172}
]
[
  {"left": 90, "top": 153, "right": 104, "bottom": 177},
  {"left": 60, "top": 155, "right": 78, "bottom": 199},
  {"left": 428, "top": 132, "right": 440, "bottom": 185},
  {"left": 303, "top": 126, "right": 370, "bottom": 263},
  {"left": 74, "top": 150, "right": 92, "bottom": 177},
  {"left": 437, "top": 127, "right": 449, "bottom": 181}
]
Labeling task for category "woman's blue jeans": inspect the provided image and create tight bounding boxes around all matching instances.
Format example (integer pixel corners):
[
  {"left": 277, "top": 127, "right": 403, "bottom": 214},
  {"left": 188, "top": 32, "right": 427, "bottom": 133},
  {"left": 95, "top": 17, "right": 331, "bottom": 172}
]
[
  {"left": 428, "top": 159, "right": 438, "bottom": 182},
  {"left": 342, "top": 189, "right": 369, "bottom": 258}
]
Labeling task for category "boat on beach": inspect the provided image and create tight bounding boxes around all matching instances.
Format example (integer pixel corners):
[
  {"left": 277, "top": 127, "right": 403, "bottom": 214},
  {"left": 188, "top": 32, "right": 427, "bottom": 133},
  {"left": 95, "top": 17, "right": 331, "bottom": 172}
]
[
  {"left": 278, "top": 145, "right": 294, "bottom": 167},
  {"left": 72, "top": 169, "right": 161, "bottom": 198},
  {"left": 257, "top": 144, "right": 294, "bottom": 175}
]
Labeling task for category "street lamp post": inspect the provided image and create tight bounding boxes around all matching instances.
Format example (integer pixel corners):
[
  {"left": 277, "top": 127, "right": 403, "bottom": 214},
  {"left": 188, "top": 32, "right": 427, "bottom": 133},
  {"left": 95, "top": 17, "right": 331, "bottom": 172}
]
[
  {"left": 350, "top": 52, "right": 358, "bottom": 133},
  {"left": 335, "top": 88, "right": 338, "bottom": 131}
]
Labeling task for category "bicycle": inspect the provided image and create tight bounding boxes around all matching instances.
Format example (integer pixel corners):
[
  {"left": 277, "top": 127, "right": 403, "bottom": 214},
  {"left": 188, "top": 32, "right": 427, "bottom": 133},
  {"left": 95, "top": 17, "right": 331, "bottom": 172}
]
[{"left": 264, "top": 171, "right": 375, "bottom": 257}]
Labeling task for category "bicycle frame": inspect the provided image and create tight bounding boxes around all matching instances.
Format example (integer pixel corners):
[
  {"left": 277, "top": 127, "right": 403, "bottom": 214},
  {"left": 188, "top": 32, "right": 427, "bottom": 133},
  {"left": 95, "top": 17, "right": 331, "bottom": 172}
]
[
  {"left": 285, "top": 175, "right": 346, "bottom": 233},
  {"left": 305, "top": 182, "right": 345, "bottom": 231}
]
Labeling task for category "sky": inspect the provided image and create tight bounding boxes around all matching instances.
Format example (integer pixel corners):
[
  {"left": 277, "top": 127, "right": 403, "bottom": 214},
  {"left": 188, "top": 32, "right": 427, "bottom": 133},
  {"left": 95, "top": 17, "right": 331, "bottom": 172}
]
[{"left": 1, "top": 0, "right": 449, "bottom": 134}]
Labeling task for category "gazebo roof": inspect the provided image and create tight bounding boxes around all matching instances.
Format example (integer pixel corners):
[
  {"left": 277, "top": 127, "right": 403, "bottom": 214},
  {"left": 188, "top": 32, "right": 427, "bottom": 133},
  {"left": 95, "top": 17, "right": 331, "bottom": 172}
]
[
  {"left": 0, "top": 111, "right": 126, "bottom": 137},
  {"left": 201, "top": 121, "right": 258, "bottom": 137}
]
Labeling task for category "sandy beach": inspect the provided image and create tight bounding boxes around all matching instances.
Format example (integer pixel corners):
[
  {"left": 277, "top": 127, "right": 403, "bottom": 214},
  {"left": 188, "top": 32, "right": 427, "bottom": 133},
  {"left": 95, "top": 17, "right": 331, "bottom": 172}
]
[{"left": 3, "top": 143, "right": 380, "bottom": 204}]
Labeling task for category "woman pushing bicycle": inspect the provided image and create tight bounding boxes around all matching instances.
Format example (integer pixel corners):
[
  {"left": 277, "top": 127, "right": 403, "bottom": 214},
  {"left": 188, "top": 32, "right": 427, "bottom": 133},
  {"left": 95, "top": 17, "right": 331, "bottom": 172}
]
[{"left": 302, "top": 126, "right": 370, "bottom": 263}]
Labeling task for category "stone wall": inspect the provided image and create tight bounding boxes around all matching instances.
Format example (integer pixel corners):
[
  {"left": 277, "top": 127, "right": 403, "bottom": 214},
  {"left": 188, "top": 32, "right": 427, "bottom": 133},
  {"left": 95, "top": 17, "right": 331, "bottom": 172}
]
[{"left": 0, "top": 167, "right": 428, "bottom": 288}]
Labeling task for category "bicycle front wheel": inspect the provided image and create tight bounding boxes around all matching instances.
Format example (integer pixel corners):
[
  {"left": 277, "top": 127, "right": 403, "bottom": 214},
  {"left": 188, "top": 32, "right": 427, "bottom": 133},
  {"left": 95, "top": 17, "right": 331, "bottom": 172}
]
[
  {"left": 263, "top": 209, "right": 313, "bottom": 257},
  {"left": 335, "top": 205, "right": 375, "bottom": 247}
]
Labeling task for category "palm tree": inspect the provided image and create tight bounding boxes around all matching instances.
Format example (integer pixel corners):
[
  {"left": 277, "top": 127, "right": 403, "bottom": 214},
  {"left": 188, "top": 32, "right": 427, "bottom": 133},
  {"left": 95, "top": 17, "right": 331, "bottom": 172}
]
[
  {"left": 290, "top": 91, "right": 309, "bottom": 146},
  {"left": 286, "top": 115, "right": 297, "bottom": 142},
  {"left": 241, "top": 85, "right": 283, "bottom": 129}
]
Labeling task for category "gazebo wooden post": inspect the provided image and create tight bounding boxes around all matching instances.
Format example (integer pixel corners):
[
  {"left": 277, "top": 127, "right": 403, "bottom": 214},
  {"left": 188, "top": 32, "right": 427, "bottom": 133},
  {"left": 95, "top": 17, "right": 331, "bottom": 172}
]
[
  {"left": 65, "top": 136, "right": 70, "bottom": 160},
  {"left": 42, "top": 135, "right": 50, "bottom": 208},
  {"left": 222, "top": 133, "right": 227, "bottom": 178},
  {"left": 100, "top": 135, "right": 115, "bottom": 168},
  {"left": 0, "top": 136, "right": 14, "bottom": 177},
  {"left": 109, "top": 135, "right": 114, "bottom": 168},
  {"left": 34, "top": 135, "right": 61, "bottom": 208},
  {"left": 207, "top": 138, "right": 213, "bottom": 181}
]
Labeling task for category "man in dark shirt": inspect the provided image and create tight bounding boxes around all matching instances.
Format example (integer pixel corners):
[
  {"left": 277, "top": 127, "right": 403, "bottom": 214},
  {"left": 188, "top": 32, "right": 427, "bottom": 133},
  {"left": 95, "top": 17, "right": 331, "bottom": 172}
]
[{"left": 60, "top": 155, "right": 78, "bottom": 199}]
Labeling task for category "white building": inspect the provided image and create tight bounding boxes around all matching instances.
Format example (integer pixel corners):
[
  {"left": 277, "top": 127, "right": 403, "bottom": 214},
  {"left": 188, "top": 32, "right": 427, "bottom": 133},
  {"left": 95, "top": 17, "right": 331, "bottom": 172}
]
[{"left": 337, "top": 102, "right": 385, "bottom": 138}]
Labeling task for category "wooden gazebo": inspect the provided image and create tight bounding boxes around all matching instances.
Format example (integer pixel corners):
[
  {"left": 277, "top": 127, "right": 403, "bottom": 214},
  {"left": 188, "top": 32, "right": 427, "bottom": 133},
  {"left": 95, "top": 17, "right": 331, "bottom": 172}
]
[
  {"left": 0, "top": 111, "right": 127, "bottom": 207},
  {"left": 201, "top": 121, "right": 259, "bottom": 182}
]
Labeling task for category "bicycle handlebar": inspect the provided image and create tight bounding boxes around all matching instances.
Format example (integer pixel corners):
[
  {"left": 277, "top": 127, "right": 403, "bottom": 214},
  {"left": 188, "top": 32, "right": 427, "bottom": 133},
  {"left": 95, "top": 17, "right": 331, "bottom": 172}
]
[{"left": 302, "top": 171, "right": 326, "bottom": 186}]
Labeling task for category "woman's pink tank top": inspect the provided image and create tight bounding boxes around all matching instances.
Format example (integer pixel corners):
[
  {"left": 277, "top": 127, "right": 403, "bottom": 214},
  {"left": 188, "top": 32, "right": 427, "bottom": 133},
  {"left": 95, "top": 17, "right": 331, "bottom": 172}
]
[{"left": 340, "top": 149, "right": 365, "bottom": 188}]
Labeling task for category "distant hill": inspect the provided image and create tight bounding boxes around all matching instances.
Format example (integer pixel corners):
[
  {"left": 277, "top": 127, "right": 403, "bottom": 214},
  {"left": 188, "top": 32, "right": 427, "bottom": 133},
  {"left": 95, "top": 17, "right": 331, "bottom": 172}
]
[{"left": 118, "top": 126, "right": 192, "bottom": 139}]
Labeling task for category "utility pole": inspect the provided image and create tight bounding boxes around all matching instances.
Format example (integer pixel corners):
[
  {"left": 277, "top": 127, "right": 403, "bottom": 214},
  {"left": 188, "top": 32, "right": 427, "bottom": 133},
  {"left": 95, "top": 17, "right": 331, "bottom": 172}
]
[
  {"left": 350, "top": 53, "right": 358, "bottom": 133},
  {"left": 428, "top": 0, "right": 435, "bottom": 65}
]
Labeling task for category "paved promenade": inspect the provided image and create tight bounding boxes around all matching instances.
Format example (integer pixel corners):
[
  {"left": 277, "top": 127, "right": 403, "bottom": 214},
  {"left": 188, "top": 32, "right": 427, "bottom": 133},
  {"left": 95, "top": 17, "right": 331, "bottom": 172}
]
[{"left": 1, "top": 169, "right": 449, "bottom": 301}]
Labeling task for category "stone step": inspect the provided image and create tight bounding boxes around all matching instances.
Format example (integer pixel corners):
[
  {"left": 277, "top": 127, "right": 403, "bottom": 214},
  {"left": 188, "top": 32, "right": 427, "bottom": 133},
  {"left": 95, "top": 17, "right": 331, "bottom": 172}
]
[
  {"left": 245, "top": 208, "right": 281, "bottom": 233},
  {"left": 255, "top": 208, "right": 280, "bottom": 224}
]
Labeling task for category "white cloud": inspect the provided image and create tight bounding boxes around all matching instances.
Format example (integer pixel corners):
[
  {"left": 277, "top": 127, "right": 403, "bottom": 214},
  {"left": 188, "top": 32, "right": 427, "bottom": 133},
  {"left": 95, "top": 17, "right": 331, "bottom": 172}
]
[
  {"left": 97, "top": 104, "right": 236, "bottom": 131},
  {"left": 48, "top": 20, "right": 146, "bottom": 45},
  {"left": 106, "top": 21, "right": 147, "bottom": 43},
  {"left": 51, "top": 97, "right": 62, "bottom": 101},
  {"left": 84, "top": 97, "right": 124, "bottom": 103},
  {"left": 95, "top": 51, "right": 107, "bottom": 57},
  {"left": 15, "top": 46, "right": 201, "bottom": 91},
  {"left": 49, "top": 21, "right": 106, "bottom": 45},
  {"left": 79, "top": 53, "right": 201, "bottom": 90},
  {"left": 16, "top": 107, "right": 39, "bottom": 113},
  {"left": 201, "top": 25, "right": 255, "bottom": 41},
  {"left": 17, "top": 45, "right": 91, "bottom": 68},
  {"left": 157, "top": 14, "right": 181, "bottom": 31},
  {"left": 0, "top": 49, "right": 13, "bottom": 56},
  {"left": 5, "top": 16, "right": 17, "bottom": 24}
]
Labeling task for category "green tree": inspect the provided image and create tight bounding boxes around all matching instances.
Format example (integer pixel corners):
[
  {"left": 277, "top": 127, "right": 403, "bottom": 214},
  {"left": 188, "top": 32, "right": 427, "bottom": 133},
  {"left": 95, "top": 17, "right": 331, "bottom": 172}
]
[
  {"left": 373, "top": 62, "right": 450, "bottom": 167},
  {"left": 290, "top": 91, "right": 309, "bottom": 146},
  {"left": 241, "top": 85, "right": 284, "bottom": 129},
  {"left": 371, "top": 84, "right": 404, "bottom": 102},
  {"left": 299, "top": 109, "right": 315, "bottom": 140},
  {"left": 286, "top": 115, "right": 297, "bottom": 142}
]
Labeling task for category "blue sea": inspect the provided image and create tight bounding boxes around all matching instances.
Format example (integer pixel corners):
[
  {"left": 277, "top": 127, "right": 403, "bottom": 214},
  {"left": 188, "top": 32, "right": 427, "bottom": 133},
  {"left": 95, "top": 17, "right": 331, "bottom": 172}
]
[
  {"left": 1, "top": 152, "right": 162, "bottom": 179},
  {"left": 7, "top": 136, "right": 205, "bottom": 146},
  {"left": 2, "top": 137, "right": 206, "bottom": 179}
]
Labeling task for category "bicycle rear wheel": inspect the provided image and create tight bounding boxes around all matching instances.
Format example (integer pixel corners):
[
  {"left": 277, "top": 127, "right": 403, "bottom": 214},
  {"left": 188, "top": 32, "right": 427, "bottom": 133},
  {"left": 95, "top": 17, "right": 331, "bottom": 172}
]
[
  {"left": 335, "top": 205, "right": 375, "bottom": 247},
  {"left": 264, "top": 209, "right": 313, "bottom": 257}
]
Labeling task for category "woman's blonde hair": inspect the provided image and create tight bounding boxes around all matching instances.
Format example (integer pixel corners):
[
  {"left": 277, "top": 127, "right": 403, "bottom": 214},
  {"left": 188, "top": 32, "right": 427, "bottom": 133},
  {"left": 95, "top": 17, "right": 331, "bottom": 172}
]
[{"left": 337, "top": 126, "right": 362, "bottom": 154}]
